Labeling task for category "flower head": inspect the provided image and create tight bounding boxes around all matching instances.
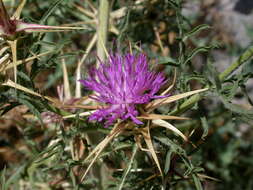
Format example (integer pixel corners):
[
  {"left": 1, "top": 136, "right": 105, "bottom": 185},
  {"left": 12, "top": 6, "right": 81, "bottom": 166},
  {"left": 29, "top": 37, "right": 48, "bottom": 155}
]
[
  {"left": 0, "top": 0, "right": 81, "bottom": 38},
  {"left": 80, "top": 53, "right": 167, "bottom": 127}
]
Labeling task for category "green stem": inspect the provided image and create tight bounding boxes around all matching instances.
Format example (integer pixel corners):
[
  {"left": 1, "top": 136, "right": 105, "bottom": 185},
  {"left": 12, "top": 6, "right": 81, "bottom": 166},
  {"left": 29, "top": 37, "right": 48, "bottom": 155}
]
[
  {"left": 87, "top": 0, "right": 110, "bottom": 189},
  {"left": 219, "top": 46, "right": 253, "bottom": 81},
  {"left": 96, "top": 0, "right": 110, "bottom": 65},
  {"left": 169, "top": 94, "right": 201, "bottom": 115},
  {"left": 118, "top": 144, "right": 138, "bottom": 190},
  {"left": 170, "top": 46, "right": 253, "bottom": 115}
]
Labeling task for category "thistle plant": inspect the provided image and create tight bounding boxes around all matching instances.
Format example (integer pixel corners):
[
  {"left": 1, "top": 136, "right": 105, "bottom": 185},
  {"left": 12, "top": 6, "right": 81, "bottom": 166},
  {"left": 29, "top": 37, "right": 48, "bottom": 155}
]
[
  {"left": 1, "top": 1, "right": 253, "bottom": 190},
  {"left": 79, "top": 51, "right": 208, "bottom": 180}
]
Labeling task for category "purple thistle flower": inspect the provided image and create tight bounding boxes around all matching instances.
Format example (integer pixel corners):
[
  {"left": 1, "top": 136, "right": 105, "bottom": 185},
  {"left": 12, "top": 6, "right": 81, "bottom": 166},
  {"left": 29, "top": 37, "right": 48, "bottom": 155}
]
[{"left": 80, "top": 53, "right": 167, "bottom": 127}]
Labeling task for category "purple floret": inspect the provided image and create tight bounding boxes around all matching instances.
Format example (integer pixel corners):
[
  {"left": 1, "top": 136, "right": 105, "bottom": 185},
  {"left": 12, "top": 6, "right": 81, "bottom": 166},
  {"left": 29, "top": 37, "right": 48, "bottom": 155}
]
[{"left": 80, "top": 53, "right": 167, "bottom": 127}]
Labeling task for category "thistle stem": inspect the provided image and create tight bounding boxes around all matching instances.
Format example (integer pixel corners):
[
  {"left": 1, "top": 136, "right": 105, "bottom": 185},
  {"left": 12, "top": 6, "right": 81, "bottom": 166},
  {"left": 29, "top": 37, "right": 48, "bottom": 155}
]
[
  {"left": 96, "top": 0, "right": 110, "bottom": 65},
  {"left": 8, "top": 40, "right": 17, "bottom": 83},
  {"left": 87, "top": 0, "right": 110, "bottom": 189},
  {"left": 219, "top": 46, "right": 253, "bottom": 81}
]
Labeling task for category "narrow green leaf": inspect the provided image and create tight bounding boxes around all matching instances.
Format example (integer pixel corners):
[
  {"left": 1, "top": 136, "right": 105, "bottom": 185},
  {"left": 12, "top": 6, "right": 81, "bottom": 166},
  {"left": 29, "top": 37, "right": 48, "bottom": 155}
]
[
  {"left": 158, "top": 56, "right": 179, "bottom": 66},
  {"left": 17, "top": 71, "right": 31, "bottom": 83},
  {"left": 35, "top": 149, "right": 60, "bottom": 164},
  {"left": 0, "top": 166, "right": 6, "bottom": 190},
  {"left": 40, "top": 0, "right": 65, "bottom": 23},
  {"left": 183, "top": 24, "right": 210, "bottom": 42},
  {"left": 118, "top": 144, "right": 138, "bottom": 190},
  {"left": 153, "top": 132, "right": 186, "bottom": 155},
  {"left": 5, "top": 165, "right": 26, "bottom": 189},
  {"left": 184, "top": 45, "right": 215, "bottom": 65},
  {"left": 36, "top": 141, "right": 61, "bottom": 158},
  {"left": 200, "top": 117, "right": 209, "bottom": 140},
  {"left": 207, "top": 60, "right": 221, "bottom": 90},
  {"left": 192, "top": 174, "right": 203, "bottom": 190},
  {"left": 17, "top": 96, "right": 42, "bottom": 123},
  {"left": 164, "top": 150, "right": 173, "bottom": 174}
]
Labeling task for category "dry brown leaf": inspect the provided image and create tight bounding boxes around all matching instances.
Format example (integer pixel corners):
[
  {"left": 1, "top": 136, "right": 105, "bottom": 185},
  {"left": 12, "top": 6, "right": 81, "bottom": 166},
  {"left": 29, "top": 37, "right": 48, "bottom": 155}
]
[
  {"left": 62, "top": 111, "right": 95, "bottom": 119},
  {"left": 12, "top": 0, "right": 26, "bottom": 19},
  {"left": 5, "top": 51, "right": 53, "bottom": 70},
  {"left": 138, "top": 114, "right": 189, "bottom": 120},
  {"left": 146, "top": 88, "right": 208, "bottom": 110},
  {"left": 81, "top": 123, "right": 124, "bottom": 181},
  {"left": 140, "top": 125, "right": 163, "bottom": 177},
  {"left": 152, "top": 119, "right": 187, "bottom": 141},
  {"left": 2, "top": 79, "right": 54, "bottom": 102},
  {"left": 161, "top": 68, "right": 177, "bottom": 96}
]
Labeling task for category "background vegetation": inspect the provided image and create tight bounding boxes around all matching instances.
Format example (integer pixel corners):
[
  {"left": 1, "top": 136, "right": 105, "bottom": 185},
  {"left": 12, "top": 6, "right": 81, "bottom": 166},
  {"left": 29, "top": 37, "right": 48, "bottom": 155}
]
[{"left": 0, "top": 0, "right": 253, "bottom": 189}]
